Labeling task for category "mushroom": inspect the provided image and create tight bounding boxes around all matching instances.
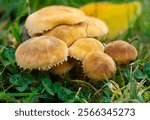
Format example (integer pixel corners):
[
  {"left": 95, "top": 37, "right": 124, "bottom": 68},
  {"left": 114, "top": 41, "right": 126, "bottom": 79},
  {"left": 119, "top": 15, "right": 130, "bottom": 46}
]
[
  {"left": 86, "top": 16, "right": 109, "bottom": 40},
  {"left": 43, "top": 16, "right": 109, "bottom": 46},
  {"left": 25, "top": 5, "right": 86, "bottom": 36},
  {"left": 69, "top": 38, "right": 104, "bottom": 61},
  {"left": 50, "top": 57, "right": 77, "bottom": 74},
  {"left": 104, "top": 40, "right": 138, "bottom": 64},
  {"left": 15, "top": 36, "right": 68, "bottom": 70},
  {"left": 44, "top": 22, "right": 87, "bottom": 47},
  {"left": 82, "top": 51, "right": 116, "bottom": 81}
]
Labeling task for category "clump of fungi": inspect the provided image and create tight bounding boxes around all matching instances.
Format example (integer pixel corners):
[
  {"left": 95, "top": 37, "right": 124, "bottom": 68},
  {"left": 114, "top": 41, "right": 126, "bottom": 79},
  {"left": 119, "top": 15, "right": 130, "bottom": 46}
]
[{"left": 15, "top": 5, "right": 138, "bottom": 84}]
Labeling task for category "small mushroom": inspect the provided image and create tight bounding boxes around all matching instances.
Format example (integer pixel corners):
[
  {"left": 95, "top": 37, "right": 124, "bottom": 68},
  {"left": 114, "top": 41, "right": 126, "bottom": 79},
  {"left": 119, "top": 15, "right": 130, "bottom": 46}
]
[
  {"left": 82, "top": 51, "right": 116, "bottom": 81},
  {"left": 44, "top": 22, "right": 87, "bottom": 47},
  {"left": 25, "top": 5, "right": 86, "bottom": 36},
  {"left": 15, "top": 36, "right": 68, "bottom": 70},
  {"left": 86, "top": 16, "right": 109, "bottom": 40},
  {"left": 104, "top": 40, "right": 138, "bottom": 64},
  {"left": 50, "top": 57, "right": 77, "bottom": 74},
  {"left": 69, "top": 38, "right": 104, "bottom": 61}
]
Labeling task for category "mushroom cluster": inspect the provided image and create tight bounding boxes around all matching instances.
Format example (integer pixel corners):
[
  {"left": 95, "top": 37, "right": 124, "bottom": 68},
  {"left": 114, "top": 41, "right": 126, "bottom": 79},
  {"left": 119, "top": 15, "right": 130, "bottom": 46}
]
[{"left": 15, "top": 5, "right": 138, "bottom": 84}]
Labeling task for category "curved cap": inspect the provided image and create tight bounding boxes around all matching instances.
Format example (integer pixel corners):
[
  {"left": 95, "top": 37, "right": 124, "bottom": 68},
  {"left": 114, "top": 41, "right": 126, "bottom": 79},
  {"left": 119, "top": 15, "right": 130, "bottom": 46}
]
[
  {"left": 86, "top": 16, "right": 109, "bottom": 39},
  {"left": 69, "top": 38, "right": 104, "bottom": 60},
  {"left": 82, "top": 51, "right": 116, "bottom": 81},
  {"left": 104, "top": 40, "right": 138, "bottom": 63},
  {"left": 15, "top": 36, "right": 68, "bottom": 70},
  {"left": 44, "top": 22, "right": 87, "bottom": 47},
  {"left": 25, "top": 5, "right": 86, "bottom": 36}
]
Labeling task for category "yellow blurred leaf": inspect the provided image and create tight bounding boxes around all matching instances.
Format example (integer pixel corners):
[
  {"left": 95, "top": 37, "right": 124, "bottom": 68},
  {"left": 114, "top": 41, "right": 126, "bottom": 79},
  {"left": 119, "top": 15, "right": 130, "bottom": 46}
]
[{"left": 80, "top": 1, "right": 142, "bottom": 40}]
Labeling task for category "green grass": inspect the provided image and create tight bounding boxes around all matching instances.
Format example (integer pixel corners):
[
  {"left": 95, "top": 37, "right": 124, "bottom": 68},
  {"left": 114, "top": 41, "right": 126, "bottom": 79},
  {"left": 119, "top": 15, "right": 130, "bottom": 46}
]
[{"left": 0, "top": 0, "right": 150, "bottom": 103}]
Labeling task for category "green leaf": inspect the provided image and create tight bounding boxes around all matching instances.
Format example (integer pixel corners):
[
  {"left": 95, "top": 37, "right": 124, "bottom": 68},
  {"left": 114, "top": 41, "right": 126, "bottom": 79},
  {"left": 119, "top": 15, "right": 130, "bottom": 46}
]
[
  {"left": 144, "top": 62, "right": 150, "bottom": 75},
  {"left": 42, "top": 78, "right": 54, "bottom": 96},
  {"left": 9, "top": 74, "right": 34, "bottom": 92},
  {"left": 22, "top": 92, "right": 38, "bottom": 103},
  {"left": 31, "top": 85, "right": 43, "bottom": 93},
  {"left": 10, "top": 23, "right": 21, "bottom": 44},
  {"left": 58, "top": 87, "right": 73, "bottom": 101},
  {"left": 16, "top": 84, "right": 28, "bottom": 92},
  {"left": 124, "top": 69, "right": 130, "bottom": 79},
  {"left": 15, "top": 74, "right": 34, "bottom": 92},
  {"left": 1, "top": 48, "right": 18, "bottom": 73},
  {"left": 22, "top": 74, "right": 35, "bottom": 84},
  {"left": 0, "top": 92, "right": 17, "bottom": 103},
  {"left": 9, "top": 74, "right": 22, "bottom": 86},
  {"left": 4, "top": 64, "right": 17, "bottom": 74},
  {"left": 52, "top": 82, "right": 76, "bottom": 101},
  {"left": 1, "top": 48, "right": 15, "bottom": 61},
  {"left": 51, "top": 82, "right": 62, "bottom": 93},
  {"left": 130, "top": 78, "right": 138, "bottom": 99},
  {"left": 38, "top": 73, "right": 47, "bottom": 82},
  {"left": 38, "top": 94, "right": 50, "bottom": 99},
  {"left": 134, "top": 69, "right": 145, "bottom": 79}
]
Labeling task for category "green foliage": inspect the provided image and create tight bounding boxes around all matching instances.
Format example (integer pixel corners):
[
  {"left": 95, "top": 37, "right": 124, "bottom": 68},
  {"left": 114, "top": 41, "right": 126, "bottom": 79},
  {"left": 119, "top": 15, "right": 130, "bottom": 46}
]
[
  {"left": 0, "top": 47, "right": 18, "bottom": 74},
  {"left": 9, "top": 23, "right": 21, "bottom": 44},
  {"left": 9, "top": 74, "right": 35, "bottom": 92},
  {"left": 144, "top": 62, "right": 150, "bottom": 76},
  {"left": 42, "top": 77, "right": 54, "bottom": 96},
  {"left": 134, "top": 62, "right": 150, "bottom": 80},
  {"left": 0, "top": 0, "right": 150, "bottom": 103}
]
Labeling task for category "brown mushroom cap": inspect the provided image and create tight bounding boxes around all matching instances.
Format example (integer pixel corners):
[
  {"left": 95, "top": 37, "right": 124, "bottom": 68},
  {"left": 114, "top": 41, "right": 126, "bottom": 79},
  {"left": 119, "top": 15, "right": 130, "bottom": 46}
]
[
  {"left": 15, "top": 36, "right": 68, "bottom": 70},
  {"left": 44, "top": 22, "right": 87, "bottom": 47},
  {"left": 82, "top": 51, "right": 116, "bottom": 81},
  {"left": 104, "top": 40, "right": 138, "bottom": 63},
  {"left": 25, "top": 5, "right": 86, "bottom": 36},
  {"left": 86, "top": 16, "right": 109, "bottom": 39},
  {"left": 50, "top": 58, "right": 77, "bottom": 74},
  {"left": 69, "top": 38, "right": 104, "bottom": 60}
]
